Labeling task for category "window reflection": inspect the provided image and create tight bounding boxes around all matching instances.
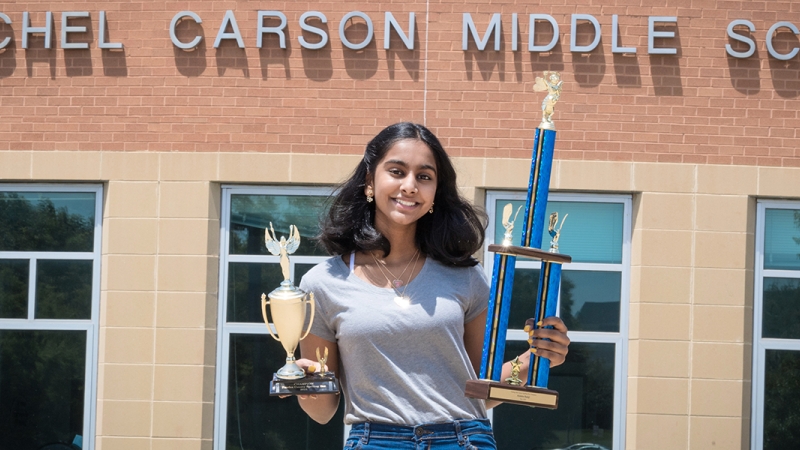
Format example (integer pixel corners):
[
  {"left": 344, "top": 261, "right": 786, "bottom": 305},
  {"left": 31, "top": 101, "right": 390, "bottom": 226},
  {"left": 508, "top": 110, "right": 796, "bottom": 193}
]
[
  {"left": 35, "top": 260, "right": 93, "bottom": 320},
  {"left": 0, "top": 192, "right": 95, "bottom": 252},
  {"left": 509, "top": 270, "right": 621, "bottom": 332},
  {"left": 0, "top": 259, "right": 28, "bottom": 318},
  {"left": 230, "top": 195, "right": 329, "bottom": 256},
  {"left": 764, "top": 350, "right": 800, "bottom": 450},
  {"left": 0, "top": 330, "right": 86, "bottom": 449},
  {"left": 226, "top": 334, "right": 344, "bottom": 450},
  {"left": 494, "top": 341, "right": 615, "bottom": 450}
]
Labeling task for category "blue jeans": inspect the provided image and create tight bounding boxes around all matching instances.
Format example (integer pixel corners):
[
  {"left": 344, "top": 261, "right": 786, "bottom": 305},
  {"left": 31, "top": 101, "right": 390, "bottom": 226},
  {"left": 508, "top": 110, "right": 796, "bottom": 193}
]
[{"left": 344, "top": 419, "right": 496, "bottom": 450}]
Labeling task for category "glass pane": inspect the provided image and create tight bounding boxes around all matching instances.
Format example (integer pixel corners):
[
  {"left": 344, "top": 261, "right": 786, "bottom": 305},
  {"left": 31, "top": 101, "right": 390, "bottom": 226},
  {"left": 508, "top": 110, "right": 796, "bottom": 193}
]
[
  {"left": 0, "top": 259, "right": 28, "bottom": 318},
  {"left": 762, "top": 277, "right": 800, "bottom": 339},
  {"left": 764, "top": 349, "right": 800, "bottom": 450},
  {"left": 226, "top": 334, "right": 344, "bottom": 450},
  {"left": 509, "top": 269, "right": 621, "bottom": 332},
  {"left": 0, "top": 191, "right": 96, "bottom": 252},
  {"left": 0, "top": 330, "right": 86, "bottom": 449},
  {"left": 494, "top": 199, "right": 623, "bottom": 264},
  {"left": 508, "top": 267, "right": 540, "bottom": 329},
  {"left": 230, "top": 194, "right": 329, "bottom": 256},
  {"left": 35, "top": 260, "right": 93, "bottom": 320},
  {"left": 228, "top": 262, "right": 285, "bottom": 324},
  {"left": 561, "top": 271, "right": 621, "bottom": 332},
  {"left": 764, "top": 208, "right": 800, "bottom": 271},
  {"left": 494, "top": 341, "right": 615, "bottom": 450}
]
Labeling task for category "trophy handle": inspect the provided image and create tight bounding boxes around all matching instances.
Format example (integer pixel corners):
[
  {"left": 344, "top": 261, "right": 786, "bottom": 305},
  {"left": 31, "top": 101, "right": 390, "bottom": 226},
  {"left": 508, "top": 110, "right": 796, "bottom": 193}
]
[
  {"left": 261, "top": 295, "right": 281, "bottom": 342},
  {"left": 300, "top": 292, "right": 315, "bottom": 341}
]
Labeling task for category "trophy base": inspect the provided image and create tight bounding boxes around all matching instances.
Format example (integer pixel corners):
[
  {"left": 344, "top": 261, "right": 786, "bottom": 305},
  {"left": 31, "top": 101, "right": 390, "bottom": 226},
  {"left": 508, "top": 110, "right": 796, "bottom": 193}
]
[
  {"left": 269, "top": 372, "right": 340, "bottom": 396},
  {"left": 465, "top": 379, "right": 558, "bottom": 409}
]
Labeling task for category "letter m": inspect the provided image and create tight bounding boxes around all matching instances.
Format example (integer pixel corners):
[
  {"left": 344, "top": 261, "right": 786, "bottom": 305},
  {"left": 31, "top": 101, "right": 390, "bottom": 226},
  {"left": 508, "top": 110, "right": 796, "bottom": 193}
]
[{"left": 462, "top": 13, "right": 501, "bottom": 51}]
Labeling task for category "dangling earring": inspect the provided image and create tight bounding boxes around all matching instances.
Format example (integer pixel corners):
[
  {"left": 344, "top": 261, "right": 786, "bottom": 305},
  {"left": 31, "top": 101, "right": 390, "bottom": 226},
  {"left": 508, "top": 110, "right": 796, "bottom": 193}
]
[
  {"left": 429, "top": 203, "right": 434, "bottom": 214},
  {"left": 366, "top": 186, "right": 374, "bottom": 203}
]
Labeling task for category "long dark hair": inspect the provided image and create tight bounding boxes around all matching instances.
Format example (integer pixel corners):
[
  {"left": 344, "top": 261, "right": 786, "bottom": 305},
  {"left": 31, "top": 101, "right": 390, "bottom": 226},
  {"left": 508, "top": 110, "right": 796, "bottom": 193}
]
[{"left": 317, "top": 122, "right": 487, "bottom": 267}]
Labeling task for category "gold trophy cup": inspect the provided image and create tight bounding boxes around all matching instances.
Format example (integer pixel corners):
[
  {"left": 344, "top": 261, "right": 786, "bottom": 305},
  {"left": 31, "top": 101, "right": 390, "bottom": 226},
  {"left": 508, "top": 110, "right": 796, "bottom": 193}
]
[
  {"left": 261, "top": 282, "right": 315, "bottom": 380},
  {"left": 261, "top": 223, "right": 339, "bottom": 395}
]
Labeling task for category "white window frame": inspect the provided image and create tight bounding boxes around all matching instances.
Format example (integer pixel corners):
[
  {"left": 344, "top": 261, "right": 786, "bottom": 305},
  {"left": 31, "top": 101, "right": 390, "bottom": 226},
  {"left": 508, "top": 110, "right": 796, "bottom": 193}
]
[
  {"left": 484, "top": 191, "right": 631, "bottom": 450},
  {"left": 214, "top": 185, "right": 338, "bottom": 450},
  {"left": 0, "top": 183, "right": 103, "bottom": 450},
  {"left": 751, "top": 199, "right": 800, "bottom": 450}
]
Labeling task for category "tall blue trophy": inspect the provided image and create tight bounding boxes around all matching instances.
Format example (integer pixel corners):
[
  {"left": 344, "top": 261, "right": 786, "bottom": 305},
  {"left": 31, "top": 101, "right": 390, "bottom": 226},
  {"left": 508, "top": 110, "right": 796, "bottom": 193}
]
[{"left": 465, "top": 72, "right": 570, "bottom": 408}]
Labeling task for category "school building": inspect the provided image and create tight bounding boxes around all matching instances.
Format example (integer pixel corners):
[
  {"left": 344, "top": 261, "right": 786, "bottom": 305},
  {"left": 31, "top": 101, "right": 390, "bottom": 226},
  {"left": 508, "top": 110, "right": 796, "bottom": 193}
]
[{"left": 0, "top": 1, "right": 799, "bottom": 449}]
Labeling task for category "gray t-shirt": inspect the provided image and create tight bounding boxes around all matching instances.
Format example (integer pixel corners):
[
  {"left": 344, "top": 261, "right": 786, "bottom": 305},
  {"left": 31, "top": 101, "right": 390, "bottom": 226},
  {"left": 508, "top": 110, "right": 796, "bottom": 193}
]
[{"left": 300, "top": 255, "right": 490, "bottom": 425}]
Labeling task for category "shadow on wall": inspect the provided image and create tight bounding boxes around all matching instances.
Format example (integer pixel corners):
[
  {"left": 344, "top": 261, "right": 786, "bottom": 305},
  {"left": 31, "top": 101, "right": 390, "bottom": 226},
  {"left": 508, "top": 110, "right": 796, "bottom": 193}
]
[
  {"left": 300, "top": 17, "right": 332, "bottom": 81},
  {"left": 649, "top": 22, "right": 683, "bottom": 96},
  {"left": 24, "top": 33, "right": 56, "bottom": 79},
  {"left": 4, "top": 14, "right": 127, "bottom": 79},
  {"left": 259, "top": 15, "right": 291, "bottom": 80},
  {"left": 727, "top": 26, "right": 760, "bottom": 95},
  {"left": 216, "top": 39, "right": 250, "bottom": 77},
  {"left": 63, "top": 15, "right": 93, "bottom": 77},
  {"left": 173, "top": 18, "right": 207, "bottom": 77},
  {"left": 768, "top": 28, "right": 800, "bottom": 98},
  {"left": 385, "top": 22, "right": 420, "bottom": 82},
  {"left": 342, "top": 21, "right": 378, "bottom": 80},
  {"left": 0, "top": 19, "right": 16, "bottom": 78}
]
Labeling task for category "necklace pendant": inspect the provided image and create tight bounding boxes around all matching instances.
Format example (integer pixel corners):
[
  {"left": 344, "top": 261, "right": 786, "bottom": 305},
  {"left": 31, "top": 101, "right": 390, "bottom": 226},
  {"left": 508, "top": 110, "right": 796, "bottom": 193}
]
[
  {"left": 394, "top": 296, "right": 411, "bottom": 308},
  {"left": 392, "top": 279, "right": 403, "bottom": 288}
]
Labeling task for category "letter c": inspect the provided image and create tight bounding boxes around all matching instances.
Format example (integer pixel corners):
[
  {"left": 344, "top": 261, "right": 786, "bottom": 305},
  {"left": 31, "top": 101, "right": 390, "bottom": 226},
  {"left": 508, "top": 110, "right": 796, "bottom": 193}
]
[{"left": 170, "top": 11, "right": 203, "bottom": 50}]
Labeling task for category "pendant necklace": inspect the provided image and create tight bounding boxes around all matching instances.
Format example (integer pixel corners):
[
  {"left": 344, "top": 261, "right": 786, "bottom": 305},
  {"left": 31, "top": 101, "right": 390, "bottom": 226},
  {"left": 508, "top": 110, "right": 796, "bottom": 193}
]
[
  {"left": 371, "top": 250, "right": 422, "bottom": 307},
  {"left": 373, "top": 249, "right": 420, "bottom": 288}
]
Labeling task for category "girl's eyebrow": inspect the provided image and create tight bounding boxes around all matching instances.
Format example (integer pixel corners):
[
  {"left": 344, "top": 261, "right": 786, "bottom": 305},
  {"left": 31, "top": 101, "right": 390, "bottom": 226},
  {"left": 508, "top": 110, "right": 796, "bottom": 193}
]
[{"left": 383, "top": 159, "right": 437, "bottom": 174}]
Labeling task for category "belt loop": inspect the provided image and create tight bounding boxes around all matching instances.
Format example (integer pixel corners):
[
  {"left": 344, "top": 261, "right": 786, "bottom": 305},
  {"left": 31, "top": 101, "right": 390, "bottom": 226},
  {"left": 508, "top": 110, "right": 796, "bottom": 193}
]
[
  {"left": 362, "top": 422, "right": 371, "bottom": 444},
  {"left": 454, "top": 420, "right": 465, "bottom": 445}
]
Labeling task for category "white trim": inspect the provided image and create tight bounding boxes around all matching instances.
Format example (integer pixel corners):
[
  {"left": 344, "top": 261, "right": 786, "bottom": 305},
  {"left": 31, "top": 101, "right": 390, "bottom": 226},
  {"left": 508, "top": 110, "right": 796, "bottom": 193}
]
[
  {"left": 214, "top": 185, "right": 336, "bottom": 450},
  {"left": 485, "top": 190, "right": 631, "bottom": 450},
  {"left": 752, "top": 199, "right": 800, "bottom": 450},
  {"left": 0, "top": 184, "right": 103, "bottom": 450}
]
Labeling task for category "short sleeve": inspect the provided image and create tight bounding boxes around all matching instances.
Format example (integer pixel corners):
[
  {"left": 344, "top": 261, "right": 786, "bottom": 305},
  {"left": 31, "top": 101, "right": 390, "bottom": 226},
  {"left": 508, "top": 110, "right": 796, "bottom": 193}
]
[{"left": 464, "top": 264, "right": 490, "bottom": 323}]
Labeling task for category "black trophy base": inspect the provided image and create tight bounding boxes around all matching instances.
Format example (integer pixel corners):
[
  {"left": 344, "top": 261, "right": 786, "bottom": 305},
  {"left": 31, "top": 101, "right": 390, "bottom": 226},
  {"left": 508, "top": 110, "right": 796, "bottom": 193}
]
[
  {"left": 465, "top": 379, "right": 559, "bottom": 409},
  {"left": 269, "top": 372, "right": 340, "bottom": 396}
]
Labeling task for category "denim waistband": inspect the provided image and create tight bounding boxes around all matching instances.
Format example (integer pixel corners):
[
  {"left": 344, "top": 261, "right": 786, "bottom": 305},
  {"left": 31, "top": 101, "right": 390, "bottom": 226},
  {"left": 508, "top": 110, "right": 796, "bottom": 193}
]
[{"left": 348, "top": 419, "right": 493, "bottom": 444}]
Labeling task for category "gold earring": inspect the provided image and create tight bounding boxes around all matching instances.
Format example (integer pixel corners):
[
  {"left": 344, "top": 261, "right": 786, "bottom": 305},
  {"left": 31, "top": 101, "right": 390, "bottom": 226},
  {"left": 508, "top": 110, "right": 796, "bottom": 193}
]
[
  {"left": 366, "top": 186, "right": 374, "bottom": 203},
  {"left": 429, "top": 203, "right": 434, "bottom": 214}
]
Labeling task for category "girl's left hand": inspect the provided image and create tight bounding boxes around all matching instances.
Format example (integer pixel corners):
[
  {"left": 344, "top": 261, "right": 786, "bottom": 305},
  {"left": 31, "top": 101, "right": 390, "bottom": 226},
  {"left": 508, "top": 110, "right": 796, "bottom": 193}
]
[{"left": 524, "top": 316, "right": 570, "bottom": 368}]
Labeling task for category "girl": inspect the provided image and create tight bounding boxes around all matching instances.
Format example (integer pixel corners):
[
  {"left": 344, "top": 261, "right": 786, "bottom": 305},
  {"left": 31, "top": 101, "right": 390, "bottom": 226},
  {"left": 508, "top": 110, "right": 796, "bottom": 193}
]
[{"left": 296, "top": 122, "right": 570, "bottom": 449}]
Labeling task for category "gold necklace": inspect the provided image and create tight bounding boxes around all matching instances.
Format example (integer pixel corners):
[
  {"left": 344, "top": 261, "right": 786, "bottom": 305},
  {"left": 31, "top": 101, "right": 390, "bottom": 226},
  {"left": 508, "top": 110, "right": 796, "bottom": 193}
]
[
  {"left": 371, "top": 250, "right": 421, "bottom": 307},
  {"left": 372, "top": 249, "right": 420, "bottom": 288}
]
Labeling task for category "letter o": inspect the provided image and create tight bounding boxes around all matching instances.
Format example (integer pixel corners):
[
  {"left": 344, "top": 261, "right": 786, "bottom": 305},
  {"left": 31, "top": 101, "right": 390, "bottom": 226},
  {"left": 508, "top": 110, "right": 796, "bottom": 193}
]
[{"left": 339, "top": 11, "right": 373, "bottom": 50}]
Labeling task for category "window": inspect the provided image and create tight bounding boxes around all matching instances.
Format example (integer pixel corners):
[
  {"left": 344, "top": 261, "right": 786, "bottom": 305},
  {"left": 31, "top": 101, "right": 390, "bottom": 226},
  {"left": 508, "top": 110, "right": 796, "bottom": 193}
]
[
  {"left": 484, "top": 191, "right": 631, "bottom": 450},
  {"left": 0, "top": 185, "right": 102, "bottom": 450},
  {"left": 752, "top": 200, "right": 800, "bottom": 450},
  {"left": 214, "top": 186, "right": 345, "bottom": 450}
]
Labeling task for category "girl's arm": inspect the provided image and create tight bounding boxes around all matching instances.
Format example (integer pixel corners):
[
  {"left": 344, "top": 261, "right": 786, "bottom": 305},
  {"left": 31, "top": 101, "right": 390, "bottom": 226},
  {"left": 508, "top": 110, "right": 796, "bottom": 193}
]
[{"left": 296, "top": 333, "right": 341, "bottom": 424}]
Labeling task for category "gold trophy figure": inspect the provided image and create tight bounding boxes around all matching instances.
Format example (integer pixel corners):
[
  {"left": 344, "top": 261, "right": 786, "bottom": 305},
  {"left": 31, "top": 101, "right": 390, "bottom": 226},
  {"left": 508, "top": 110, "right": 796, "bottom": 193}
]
[{"left": 261, "top": 223, "right": 339, "bottom": 395}]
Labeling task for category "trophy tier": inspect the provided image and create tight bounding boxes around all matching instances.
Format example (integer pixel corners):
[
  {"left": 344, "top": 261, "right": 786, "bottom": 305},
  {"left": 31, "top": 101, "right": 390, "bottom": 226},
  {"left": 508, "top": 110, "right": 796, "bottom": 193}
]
[
  {"left": 487, "top": 244, "right": 572, "bottom": 264},
  {"left": 465, "top": 379, "right": 559, "bottom": 409},
  {"left": 270, "top": 372, "right": 340, "bottom": 397}
]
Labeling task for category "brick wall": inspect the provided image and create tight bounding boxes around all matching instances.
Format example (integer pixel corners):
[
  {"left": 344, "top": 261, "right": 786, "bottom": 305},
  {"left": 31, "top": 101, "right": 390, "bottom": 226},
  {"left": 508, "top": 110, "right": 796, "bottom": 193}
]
[{"left": 0, "top": 0, "right": 798, "bottom": 166}]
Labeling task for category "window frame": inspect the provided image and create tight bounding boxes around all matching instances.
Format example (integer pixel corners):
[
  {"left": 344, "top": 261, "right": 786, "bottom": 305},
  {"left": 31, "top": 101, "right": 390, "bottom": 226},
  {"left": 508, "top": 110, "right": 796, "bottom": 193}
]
[
  {"left": 483, "top": 190, "right": 631, "bottom": 450},
  {"left": 0, "top": 183, "right": 103, "bottom": 450},
  {"left": 751, "top": 199, "right": 800, "bottom": 450},
  {"left": 214, "top": 185, "right": 338, "bottom": 450}
]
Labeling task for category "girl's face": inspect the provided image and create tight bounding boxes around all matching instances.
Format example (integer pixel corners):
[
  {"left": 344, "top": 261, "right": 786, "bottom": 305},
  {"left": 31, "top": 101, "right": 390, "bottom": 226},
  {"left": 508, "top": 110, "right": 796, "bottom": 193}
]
[{"left": 366, "top": 139, "right": 438, "bottom": 234}]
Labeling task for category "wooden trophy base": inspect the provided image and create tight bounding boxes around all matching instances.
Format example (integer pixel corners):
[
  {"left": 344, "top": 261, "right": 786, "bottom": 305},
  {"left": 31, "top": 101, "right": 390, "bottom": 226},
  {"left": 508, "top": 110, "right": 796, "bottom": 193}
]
[
  {"left": 465, "top": 379, "right": 559, "bottom": 409},
  {"left": 269, "top": 372, "right": 340, "bottom": 396}
]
